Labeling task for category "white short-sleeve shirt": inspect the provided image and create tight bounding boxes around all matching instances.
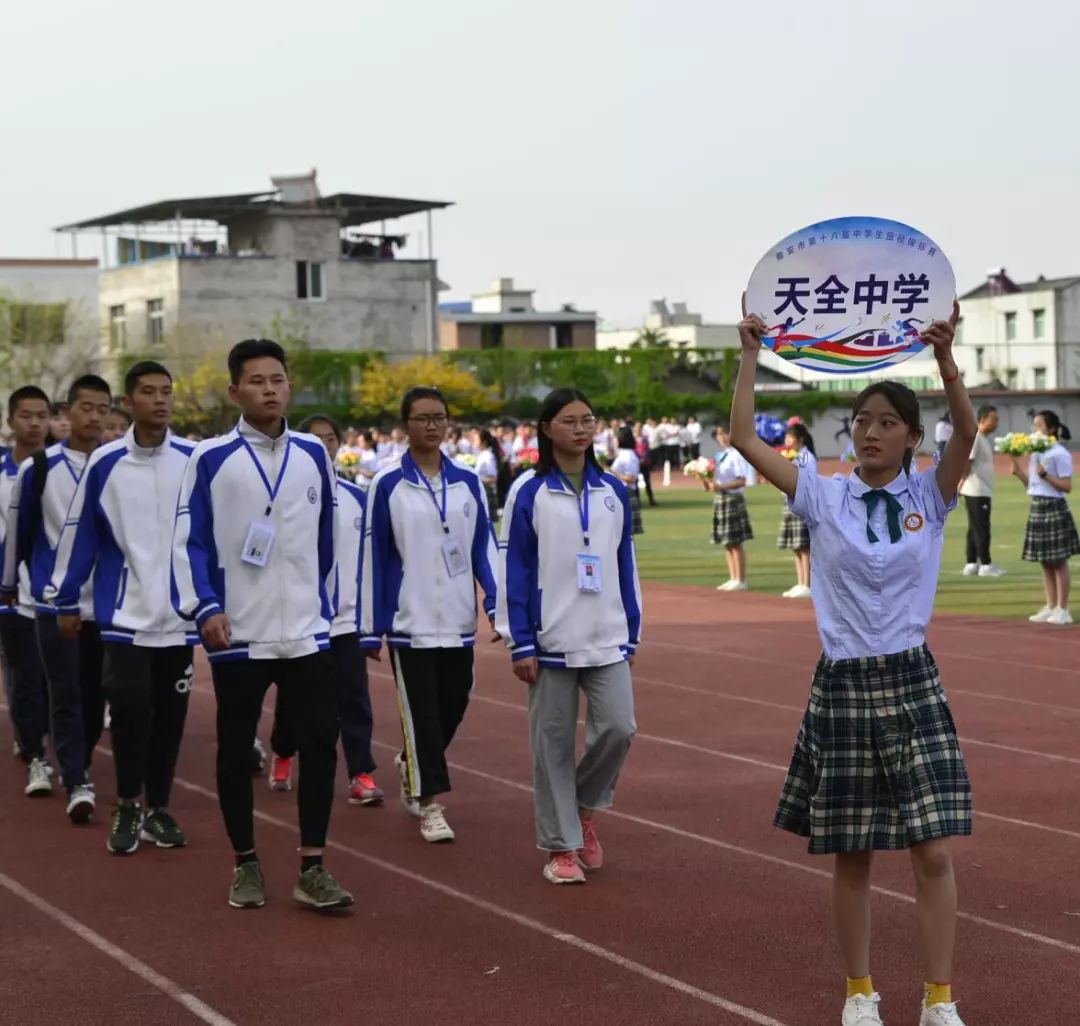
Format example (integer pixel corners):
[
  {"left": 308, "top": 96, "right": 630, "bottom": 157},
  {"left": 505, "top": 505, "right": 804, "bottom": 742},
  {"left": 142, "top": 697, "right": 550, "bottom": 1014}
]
[
  {"left": 713, "top": 448, "right": 750, "bottom": 494},
  {"left": 474, "top": 449, "right": 498, "bottom": 480},
  {"left": 610, "top": 449, "right": 640, "bottom": 478},
  {"left": 1028, "top": 443, "right": 1073, "bottom": 498},
  {"left": 790, "top": 466, "right": 955, "bottom": 660},
  {"left": 960, "top": 432, "right": 995, "bottom": 499}
]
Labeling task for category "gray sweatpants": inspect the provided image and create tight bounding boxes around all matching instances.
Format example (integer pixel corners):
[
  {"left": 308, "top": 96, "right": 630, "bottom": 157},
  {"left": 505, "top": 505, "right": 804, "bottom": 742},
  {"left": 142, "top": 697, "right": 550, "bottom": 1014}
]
[{"left": 527, "top": 660, "right": 636, "bottom": 852}]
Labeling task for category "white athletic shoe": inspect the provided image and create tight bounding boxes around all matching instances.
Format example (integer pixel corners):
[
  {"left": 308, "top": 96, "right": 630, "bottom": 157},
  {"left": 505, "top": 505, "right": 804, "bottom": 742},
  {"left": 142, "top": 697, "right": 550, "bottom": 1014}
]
[
  {"left": 1048, "top": 607, "right": 1074, "bottom": 626},
  {"left": 841, "top": 992, "right": 884, "bottom": 1025},
  {"left": 1028, "top": 605, "right": 1055, "bottom": 623},
  {"left": 977, "top": 564, "right": 1006, "bottom": 577},
  {"left": 420, "top": 803, "right": 455, "bottom": 843},
  {"left": 920, "top": 1001, "right": 966, "bottom": 1026},
  {"left": 25, "top": 757, "right": 53, "bottom": 797},
  {"left": 961, "top": 563, "right": 978, "bottom": 576},
  {"left": 781, "top": 585, "right": 798, "bottom": 598},
  {"left": 394, "top": 753, "right": 421, "bottom": 818},
  {"left": 66, "top": 783, "right": 95, "bottom": 824},
  {"left": 787, "top": 584, "right": 812, "bottom": 599}
]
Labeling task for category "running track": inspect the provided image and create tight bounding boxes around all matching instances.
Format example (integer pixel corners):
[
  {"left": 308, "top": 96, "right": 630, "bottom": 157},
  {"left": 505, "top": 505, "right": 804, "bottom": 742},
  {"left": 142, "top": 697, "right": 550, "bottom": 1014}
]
[{"left": 2, "top": 584, "right": 1078, "bottom": 1025}]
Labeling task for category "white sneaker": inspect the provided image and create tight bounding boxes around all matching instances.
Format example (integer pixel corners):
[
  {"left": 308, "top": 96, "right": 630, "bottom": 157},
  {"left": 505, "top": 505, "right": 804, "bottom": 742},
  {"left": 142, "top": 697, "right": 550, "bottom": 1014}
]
[
  {"left": 781, "top": 585, "right": 798, "bottom": 598},
  {"left": 1029, "top": 605, "right": 1055, "bottom": 623},
  {"left": 920, "top": 1001, "right": 966, "bottom": 1026},
  {"left": 841, "top": 992, "right": 884, "bottom": 1025},
  {"left": 728, "top": 581, "right": 749, "bottom": 592},
  {"left": 394, "top": 753, "right": 420, "bottom": 818},
  {"left": 25, "top": 757, "right": 53, "bottom": 797},
  {"left": 1048, "top": 607, "right": 1074, "bottom": 625},
  {"left": 977, "top": 564, "right": 1006, "bottom": 577},
  {"left": 66, "top": 783, "right": 95, "bottom": 824},
  {"left": 787, "top": 584, "right": 812, "bottom": 599},
  {"left": 420, "top": 803, "right": 455, "bottom": 843},
  {"left": 961, "top": 563, "right": 978, "bottom": 576},
  {"left": 716, "top": 580, "right": 737, "bottom": 591}
]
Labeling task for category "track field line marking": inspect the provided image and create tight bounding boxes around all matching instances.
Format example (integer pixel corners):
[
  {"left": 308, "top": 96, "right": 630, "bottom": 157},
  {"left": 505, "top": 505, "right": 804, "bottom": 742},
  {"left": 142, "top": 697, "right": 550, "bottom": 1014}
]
[{"left": 0, "top": 869, "right": 237, "bottom": 1026}]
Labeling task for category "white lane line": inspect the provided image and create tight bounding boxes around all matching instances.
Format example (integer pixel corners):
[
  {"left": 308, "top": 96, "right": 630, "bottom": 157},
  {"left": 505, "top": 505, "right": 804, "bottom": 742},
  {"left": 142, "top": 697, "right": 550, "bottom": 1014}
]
[
  {"left": 167, "top": 772, "right": 792, "bottom": 1026},
  {"left": 0, "top": 870, "right": 237, "bottom": 1026}
]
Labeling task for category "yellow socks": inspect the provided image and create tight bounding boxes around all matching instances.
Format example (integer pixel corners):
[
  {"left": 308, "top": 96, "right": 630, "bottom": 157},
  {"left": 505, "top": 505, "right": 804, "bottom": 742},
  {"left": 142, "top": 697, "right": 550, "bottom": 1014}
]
[
  {"left": 846, "top": 977, "right": 874, "bottom": 999},
  {"left": 925, "top": 983, "right": 952, "bottom": 1007}
]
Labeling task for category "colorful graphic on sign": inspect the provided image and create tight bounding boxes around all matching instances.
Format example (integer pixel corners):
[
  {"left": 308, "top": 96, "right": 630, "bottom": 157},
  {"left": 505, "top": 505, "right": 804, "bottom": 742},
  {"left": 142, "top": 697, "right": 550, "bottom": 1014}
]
[{"left": 745, "top": 217, "right": 956, "bottom": 374}]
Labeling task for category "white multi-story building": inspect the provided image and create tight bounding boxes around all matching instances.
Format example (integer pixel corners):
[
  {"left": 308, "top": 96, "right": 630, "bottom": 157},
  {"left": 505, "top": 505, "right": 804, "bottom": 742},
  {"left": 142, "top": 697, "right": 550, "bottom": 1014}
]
[
  {"left": 955, "top": 269, "right": 1080, "bottom": 390},
  {"left": 55, "top": 170, "right": 450, "bottom": 374}
]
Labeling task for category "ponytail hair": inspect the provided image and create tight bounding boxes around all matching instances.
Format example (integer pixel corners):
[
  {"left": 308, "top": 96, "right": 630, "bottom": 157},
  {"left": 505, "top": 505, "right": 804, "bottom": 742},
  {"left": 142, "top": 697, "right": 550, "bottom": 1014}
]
[
  {"left": 1037, "top": 409, "right": 1072, "bottom": 442},
  {"left": 787, "top": 422, "right": 817, "bottom": 457}
]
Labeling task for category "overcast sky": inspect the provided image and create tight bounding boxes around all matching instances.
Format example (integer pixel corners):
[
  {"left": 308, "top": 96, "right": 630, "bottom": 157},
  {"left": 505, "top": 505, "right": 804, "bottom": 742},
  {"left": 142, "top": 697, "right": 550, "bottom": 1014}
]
[{"left": 3, "top": 0, "right": 1076, "bottom": 327}]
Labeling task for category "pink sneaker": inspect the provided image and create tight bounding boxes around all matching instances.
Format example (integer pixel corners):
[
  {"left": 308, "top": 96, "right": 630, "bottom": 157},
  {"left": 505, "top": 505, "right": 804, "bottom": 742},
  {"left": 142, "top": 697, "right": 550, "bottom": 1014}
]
[
  {"left": 577, "top": 817, "right": 603, "bottom": 871},
  {"left": 268, "top": 755, "right": 293, "bottom": 792},
  {"left": 347, "top": 773, "right": 385, "bottom": 806},
  {"left": 542, "top": 851, "right": 585, "bottom": 885}
]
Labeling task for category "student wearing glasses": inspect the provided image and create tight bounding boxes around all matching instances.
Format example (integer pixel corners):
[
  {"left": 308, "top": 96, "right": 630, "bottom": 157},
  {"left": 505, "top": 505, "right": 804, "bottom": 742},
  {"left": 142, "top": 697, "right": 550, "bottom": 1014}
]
[{"left": 360, "top": 387, "right": 498, "bottom": 844}]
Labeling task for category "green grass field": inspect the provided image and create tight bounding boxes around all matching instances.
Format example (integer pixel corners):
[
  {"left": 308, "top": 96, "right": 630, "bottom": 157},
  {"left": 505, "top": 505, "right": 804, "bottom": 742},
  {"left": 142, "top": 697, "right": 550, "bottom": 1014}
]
[{"left": 633, "top": 472, "right": 1070, "bottom": 619}]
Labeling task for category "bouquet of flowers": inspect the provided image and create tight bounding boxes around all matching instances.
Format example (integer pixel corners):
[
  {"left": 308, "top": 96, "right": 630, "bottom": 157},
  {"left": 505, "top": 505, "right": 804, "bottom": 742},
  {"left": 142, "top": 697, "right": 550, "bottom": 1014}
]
[
  {"left": 779, "top": 448, "right": 799, "bottom": 461},
  {"left": 683, "top": 456, "right": 715, "bottom": 482},
  {"left": 517, "top": 447, "right": 540, "bottom": 470},
  {"left": 994, "top": 431, "right": 1055, "bottom": 457},
  {"left": 456, "top": 452, "right": 478, "bottom": 468},
  {"left": 338, "top": 451, "right": 359, "bottom": 468}
]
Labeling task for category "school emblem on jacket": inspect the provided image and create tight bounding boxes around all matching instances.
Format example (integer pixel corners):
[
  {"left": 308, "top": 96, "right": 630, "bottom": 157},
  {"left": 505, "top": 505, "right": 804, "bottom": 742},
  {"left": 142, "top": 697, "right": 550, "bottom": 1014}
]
[
  {"left": 307, "top": 486, "right": 318, "bottom": 504},
  {"left": 353, "top": 516, "right": 362, "bottom": 530},
  {"left": 463, "top": 500, "right": 472, "bottom": 519},
  {"left": 903, "top": 512, "right": 924, "bottom": 533},
  {"left": 604, "top": 496, "right": 616, "bottom": 512}
]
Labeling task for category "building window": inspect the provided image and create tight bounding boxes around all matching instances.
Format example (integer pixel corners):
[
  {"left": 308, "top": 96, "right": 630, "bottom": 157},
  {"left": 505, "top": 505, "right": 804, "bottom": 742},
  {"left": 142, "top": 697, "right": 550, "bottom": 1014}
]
[
  {"left": 554, "top": 323, "right": 573, "bottom": 349},
  {"left": 974, "top": 347, "right": 984, "bottom": 372},
  {"left": 1006, "top": 368, "right": 1018, "bottom": 389},
  {"left": 147, "top": 299, "right": 164, "bottom": 345},
  {"left": 480, "top": 323, "right": 504, "bottom": 349},
  {"left": 8, "top": 303, "right": 66, "bottom": 345},
  {"left": 109, "top": 305, "right": 127, "bottom": 349},
  {"left": 1033, "top": 308, "right": 1046, "bottom": 339},
  {"left": 1033, "top": 366, "right": 1047, "bottom": 390},
  {"left": 296, "top": 261, "right": 325, "bottom": 300},
  {"left": 1004, "top": 311, "right": 1017, "bottom": 341}
]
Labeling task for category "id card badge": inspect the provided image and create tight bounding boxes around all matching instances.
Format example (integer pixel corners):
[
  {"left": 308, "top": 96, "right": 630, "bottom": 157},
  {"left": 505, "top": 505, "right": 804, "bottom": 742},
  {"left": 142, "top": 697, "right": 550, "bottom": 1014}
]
[
  {"left": 241, "top": 519, "right": 277, "bottom": 568},
  {"left": 576, "top": 553, "right": 602, "bottom": 593},
  {"left": 441, "top": 536, "right": 469, "bottom": 578}
]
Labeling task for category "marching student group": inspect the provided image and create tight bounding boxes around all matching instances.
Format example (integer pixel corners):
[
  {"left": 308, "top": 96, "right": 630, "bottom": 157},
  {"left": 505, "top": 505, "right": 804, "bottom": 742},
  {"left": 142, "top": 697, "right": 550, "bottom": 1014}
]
[{"left": 1, "top": 306, "right": 1076, "bottom": 1026}]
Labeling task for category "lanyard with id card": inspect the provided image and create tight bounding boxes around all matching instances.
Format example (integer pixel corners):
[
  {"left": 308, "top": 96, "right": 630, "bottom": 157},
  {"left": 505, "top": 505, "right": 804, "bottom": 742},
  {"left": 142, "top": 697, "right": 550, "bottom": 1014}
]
[
  {"left": 416, "top": 457, "right": 470, "bottom": 579},
  {"left": 555, "top": 470, "right": 603, "bottom": 594},
  {"left": 239, "top": 433, "right": 291, "bottom": 568}
]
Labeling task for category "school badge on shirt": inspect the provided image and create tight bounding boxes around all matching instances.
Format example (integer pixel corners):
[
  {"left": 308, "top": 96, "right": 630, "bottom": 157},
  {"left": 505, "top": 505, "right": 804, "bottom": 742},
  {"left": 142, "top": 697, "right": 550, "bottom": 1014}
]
[{"left": 903, "top": 512, "right": 924, "bottom": 533}]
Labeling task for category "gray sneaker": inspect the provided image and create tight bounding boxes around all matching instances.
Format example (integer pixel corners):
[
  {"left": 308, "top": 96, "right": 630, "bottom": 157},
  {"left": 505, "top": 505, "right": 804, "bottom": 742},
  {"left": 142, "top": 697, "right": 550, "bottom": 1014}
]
[
  {"left": 293, "top": 865, "right": 354, "bottom": 911},
  {"left": 66, "top": 783, "right": 95, "bottom": 824},
  {"left": 25, "top": 757, "right": 53, "bottom": 797},
  {"left": 228, "top": 861, "right": 266, "bottom": 909}
]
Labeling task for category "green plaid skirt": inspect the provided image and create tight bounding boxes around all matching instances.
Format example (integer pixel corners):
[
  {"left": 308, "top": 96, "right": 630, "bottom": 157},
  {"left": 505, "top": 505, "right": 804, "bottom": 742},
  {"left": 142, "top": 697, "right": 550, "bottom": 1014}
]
[
  {"left": 629, "top": 486, "right": 644, "bottom": 535},
  {"left": 712, "top": 492, "right": 753, "bottom": 546},
  {"left": 1022, "top": 496, "right": 1080, "bottom": 563},
  {"left": 774, "top": 645, "right": 972, "bottom": 854},
  {"left": 776, "top": 509, "right": 810, "bottom": 550}
]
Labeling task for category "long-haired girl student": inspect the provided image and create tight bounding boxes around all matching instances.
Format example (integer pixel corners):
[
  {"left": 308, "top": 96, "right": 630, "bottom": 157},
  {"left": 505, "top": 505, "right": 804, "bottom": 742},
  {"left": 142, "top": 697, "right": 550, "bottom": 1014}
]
[
  {"left": 731, "top": 299, "right": 976, "bottom": 1026},
  {"left": 474, "top": 428, "right": 505, "bottom": 520},
  {"left": 711, "top": 425, "right": 753, "bottom": 591},
  {"left": 610, "top": 425, "right": 644, "bottom": 535},
  {"left": 1009, "top": 409, "right": 1078, "bottom": 625},
  {"left": 496, "top": 388, "right": 640, "bottom": 886},
  {"left": 360, "top": 387, "right": 498, "bottom": 844},
  {"left": 777, "top": 422, "right": 817, "bottom": 599}
]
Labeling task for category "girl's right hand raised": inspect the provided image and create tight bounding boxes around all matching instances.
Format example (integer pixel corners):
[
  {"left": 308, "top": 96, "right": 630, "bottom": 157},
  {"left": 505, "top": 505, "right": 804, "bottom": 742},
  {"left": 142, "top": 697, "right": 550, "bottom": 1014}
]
[{"left": 738, "top": 293, "right": 767, "bottom": 352}]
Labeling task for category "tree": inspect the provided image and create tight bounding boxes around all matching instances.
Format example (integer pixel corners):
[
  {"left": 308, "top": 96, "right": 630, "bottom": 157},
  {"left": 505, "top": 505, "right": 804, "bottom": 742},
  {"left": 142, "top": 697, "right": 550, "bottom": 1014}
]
[
  {"left": 354, "top": 356, "right": 500, "bottom": 422},
  {"left": 630, "top": 327, "right": 671, "bottom": 349},
  {"left": 0, "top": 292, "right": 101, "bottom": 400},
  {"left": 170, "top": 353, "right": 235, "bottom": 435}
]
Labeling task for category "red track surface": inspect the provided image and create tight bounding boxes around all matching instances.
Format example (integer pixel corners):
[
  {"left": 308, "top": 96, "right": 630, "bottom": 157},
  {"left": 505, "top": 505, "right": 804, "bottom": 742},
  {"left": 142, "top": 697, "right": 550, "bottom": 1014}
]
[{"left": 2, "top": 584, "right": 1079, "bottom": 1025}]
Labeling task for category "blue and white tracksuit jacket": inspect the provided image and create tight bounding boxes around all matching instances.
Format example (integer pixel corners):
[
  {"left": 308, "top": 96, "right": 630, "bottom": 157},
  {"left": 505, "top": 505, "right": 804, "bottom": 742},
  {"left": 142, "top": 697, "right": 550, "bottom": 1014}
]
[
  {"left": 1, "top": 443, "right": 92, "bottom": 618},
  {"left": 333, "top": 478, "right": 366, "bottom": 638},
  {"left": 170, "top": 418, "right": 337, "bottom": 662},
  {"left": 496, "top": 463, "right": 642, "bottom": 668},
  {"left": 0, "top": 451, "right": 35, "bottom": 619},
  {"left": 45, "top": 428, "right": 198, "bottom": 647},
  {"left": 359, "top": 452, "right": 497, "bottom": 649}
]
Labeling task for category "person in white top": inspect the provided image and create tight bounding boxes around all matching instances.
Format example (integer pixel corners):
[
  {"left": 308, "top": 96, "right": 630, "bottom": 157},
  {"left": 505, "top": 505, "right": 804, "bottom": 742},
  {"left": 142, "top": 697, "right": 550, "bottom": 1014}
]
[
  {"left": 1009, "top": 409, "right": 1078, "bottom": 625},
  {"left": 609, "top": 426, "right": 643, "bottom": 535},
  {"left": 472, "top": 428, "right": 504, "bottom": 518},
  {"left": 731, "top": 298, "right": 975, "bottom": 1026},
  {"left": 775, "top": 423, "right": 817, "bottom": 599},
  {"left": 686, "top": 416, "right": 703, "bottom": 460},
  {"left": 933, "top": 412, "right": 952, "bottom": 458},
  {"left": 710, "top": 426, "right": 753, "bottom": 591},
  {"left": 959, "top": 406, "right": 1005, "bottom": 578}
]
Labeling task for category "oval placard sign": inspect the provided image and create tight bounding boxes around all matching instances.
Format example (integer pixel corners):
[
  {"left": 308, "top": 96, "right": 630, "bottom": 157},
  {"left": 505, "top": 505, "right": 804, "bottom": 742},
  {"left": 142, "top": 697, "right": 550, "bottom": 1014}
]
[{"left": 744, "top": 216, "right": 956, "bottom": 374}]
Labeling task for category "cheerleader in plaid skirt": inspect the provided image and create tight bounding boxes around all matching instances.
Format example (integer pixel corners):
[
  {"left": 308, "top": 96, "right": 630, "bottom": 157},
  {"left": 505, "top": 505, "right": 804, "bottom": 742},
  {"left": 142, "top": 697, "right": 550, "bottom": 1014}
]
[
  {"left": 776, "top": 423, "right": 817, "bottom": 599},
  {"left": 730, "top": 299, "right": 976, "bottom": 1026},
  {"left": 710, "top": 426, "right": 753, "bottom": 591},
  {"left": 1008, "top": 410, "right": 1078, "bottom": 625}
]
